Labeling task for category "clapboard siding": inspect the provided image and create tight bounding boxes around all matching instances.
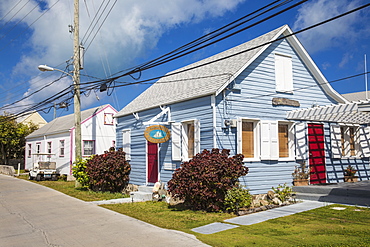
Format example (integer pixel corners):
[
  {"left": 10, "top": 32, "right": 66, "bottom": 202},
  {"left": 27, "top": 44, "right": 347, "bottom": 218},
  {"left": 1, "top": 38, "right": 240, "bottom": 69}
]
[
  {"left": 116, "top": 96, "right": 214, "bottom": 185},
  {"left": 324, "top": 123, "right": 369, "bottom": 183},
  {"left": 214, "top": 37, "right": 338, "bottom": 193}
]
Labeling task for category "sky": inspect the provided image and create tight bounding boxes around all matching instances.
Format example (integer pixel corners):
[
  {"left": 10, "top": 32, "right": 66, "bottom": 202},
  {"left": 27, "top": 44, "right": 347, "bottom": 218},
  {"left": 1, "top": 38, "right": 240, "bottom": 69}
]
[{"left": 0, "top": 0, "right": 369, "bottom": 122}]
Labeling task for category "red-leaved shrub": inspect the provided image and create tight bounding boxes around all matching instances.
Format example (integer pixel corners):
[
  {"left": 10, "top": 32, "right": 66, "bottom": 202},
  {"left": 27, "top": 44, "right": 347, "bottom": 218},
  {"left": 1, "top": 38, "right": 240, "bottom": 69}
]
[
  {"left": 168, "top": 148, "right": 248, "bottom": 212},
  {"left": 86, "top": 148, "right": 131, "bottom": 192}
]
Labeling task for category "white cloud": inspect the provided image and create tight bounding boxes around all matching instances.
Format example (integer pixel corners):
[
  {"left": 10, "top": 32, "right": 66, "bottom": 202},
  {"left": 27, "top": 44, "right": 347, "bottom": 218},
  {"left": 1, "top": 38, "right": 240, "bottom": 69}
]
[
  {"left": 0, "top": 0, "right": 245, "bottom": 109},
  {"left": 293, "top": 0, "right": 369, "bottom": 53}
]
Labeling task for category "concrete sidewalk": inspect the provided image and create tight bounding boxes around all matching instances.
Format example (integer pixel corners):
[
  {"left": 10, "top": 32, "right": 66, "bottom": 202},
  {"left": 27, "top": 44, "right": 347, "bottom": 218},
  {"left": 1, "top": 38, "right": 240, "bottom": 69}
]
[
  {"left": 0, "top": 174, "right": 209, "bottom": 247},
  {"left": 191, "top": 200, "right": 328, "bottom": 234}
]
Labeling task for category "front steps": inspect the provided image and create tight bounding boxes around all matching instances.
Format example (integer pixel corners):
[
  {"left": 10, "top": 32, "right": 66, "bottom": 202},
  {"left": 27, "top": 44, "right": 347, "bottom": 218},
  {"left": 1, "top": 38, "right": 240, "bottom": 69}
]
[
  {"left": 293, "top": 181, "right": 370, "bottom": 206},
  {"left": 130, "top": 186, "right": 153, "bottom": 202}
]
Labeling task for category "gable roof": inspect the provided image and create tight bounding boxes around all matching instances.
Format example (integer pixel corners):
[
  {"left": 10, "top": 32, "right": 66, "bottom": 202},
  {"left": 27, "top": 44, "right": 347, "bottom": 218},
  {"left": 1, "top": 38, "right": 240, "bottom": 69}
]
[
  {"left": 115, "top": 25, "right": 346, "bottom": 118},
  {"left": 26, "top": 104, "right": 113, "bottom": 139}
]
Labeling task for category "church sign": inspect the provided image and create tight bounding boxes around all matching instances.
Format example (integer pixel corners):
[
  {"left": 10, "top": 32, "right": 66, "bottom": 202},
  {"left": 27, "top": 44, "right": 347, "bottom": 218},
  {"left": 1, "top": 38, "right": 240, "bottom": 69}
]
[{"left": 144, "top": 125, "right": 171, "bottom": 143}]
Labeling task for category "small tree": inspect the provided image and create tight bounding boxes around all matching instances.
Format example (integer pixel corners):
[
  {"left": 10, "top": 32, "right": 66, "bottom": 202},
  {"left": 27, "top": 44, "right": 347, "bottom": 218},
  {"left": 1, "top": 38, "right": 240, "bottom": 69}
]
[
  {"left": 86, "top": 148, "right": 131, "bottom": 192},
  {"left": 168, "top": 148, "right": 248, "bottom": 212},
  {"left": 72, "top": 158, "right": 90, "bottom": 189}
]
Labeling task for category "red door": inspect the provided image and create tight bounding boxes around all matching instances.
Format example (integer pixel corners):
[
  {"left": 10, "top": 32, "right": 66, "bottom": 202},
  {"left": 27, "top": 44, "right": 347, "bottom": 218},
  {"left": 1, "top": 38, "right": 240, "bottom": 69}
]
[
  {"left": 147, "top": 141, "right": 158, "bottom": 183},
  {"left": 308, "top": 124, "right": 326, "bottom": 184}
]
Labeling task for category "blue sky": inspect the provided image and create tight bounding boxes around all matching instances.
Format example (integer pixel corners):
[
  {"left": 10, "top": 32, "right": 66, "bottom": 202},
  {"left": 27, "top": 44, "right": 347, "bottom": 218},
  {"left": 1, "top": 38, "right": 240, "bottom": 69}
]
[{"left": 0, "top": 0, "right": 369, "bottom": 122}]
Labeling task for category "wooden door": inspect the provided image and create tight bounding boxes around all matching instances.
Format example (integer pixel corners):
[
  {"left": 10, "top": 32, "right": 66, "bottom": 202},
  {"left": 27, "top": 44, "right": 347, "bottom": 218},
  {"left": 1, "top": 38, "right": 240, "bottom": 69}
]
[
  {"left": 147, "top": 141, "right": 158, "bottom": 183},
  {"left": 308, "top": 123, "right": 326, "bottom": 184}
]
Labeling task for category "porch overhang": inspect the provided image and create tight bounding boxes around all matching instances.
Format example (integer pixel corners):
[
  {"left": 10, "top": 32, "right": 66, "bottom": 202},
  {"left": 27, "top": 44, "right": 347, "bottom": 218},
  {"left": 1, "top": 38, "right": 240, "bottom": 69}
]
[{"left": 286, "top": 101, "right": 370, "bottom": 124}]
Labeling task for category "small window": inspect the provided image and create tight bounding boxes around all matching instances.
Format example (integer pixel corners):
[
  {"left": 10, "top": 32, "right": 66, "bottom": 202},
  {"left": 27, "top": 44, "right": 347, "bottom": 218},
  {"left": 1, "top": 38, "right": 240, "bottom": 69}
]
[
  {"left": 242, "top": 121, "right": 255, "bottom": 158},
  {"left": 237, "top": 119, "right": 259, "bottom": 160},
  {"left": 104, "top": 113, "right": 114, "bottom": 125},
  {"left": 181, "top": 120, "right": 200, "bottom": 160},
  {"left": 341, "top": 126, "right": 359, "bottom": 157},
  {"left": 83, "top": 140, "right": 95, "bottom": 156},
  {"left": 36, "top": 143, "right": 41, "bottom": 154},
  {"left": 278, "top": 124, "right": 289, "bottom": 158},
  {"left": 59, "top": 140, "right": 65, "bottom": 157},
  {"left": 28, "top": 144, "right": 32, "bottom": 158},
  {"left": 47, "top": 142, "right": 52, "bottom": 154}
]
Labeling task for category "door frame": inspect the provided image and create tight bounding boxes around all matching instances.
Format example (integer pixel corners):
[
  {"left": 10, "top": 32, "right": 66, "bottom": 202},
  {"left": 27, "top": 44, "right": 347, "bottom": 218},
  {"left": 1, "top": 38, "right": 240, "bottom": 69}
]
[
  {"left": 308, "top": 123, "right": 327, "bottom": 184},
  {"left": 146, "top": 141, "right": 159, "bottom": 184}
]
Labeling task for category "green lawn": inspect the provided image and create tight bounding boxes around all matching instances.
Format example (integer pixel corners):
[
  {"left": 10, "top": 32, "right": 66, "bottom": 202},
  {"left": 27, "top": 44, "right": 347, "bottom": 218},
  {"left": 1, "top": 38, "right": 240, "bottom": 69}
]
[
  {"left": 17, "top": 175, "right": 370, "bottom": 246},
  {"left": 103, "top": 202, "right": 370, "bottom": 247}
]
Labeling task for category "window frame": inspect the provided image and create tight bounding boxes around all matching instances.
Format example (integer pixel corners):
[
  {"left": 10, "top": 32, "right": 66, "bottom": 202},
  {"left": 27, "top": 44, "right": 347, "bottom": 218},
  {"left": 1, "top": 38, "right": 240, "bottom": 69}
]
[
  {"left": 340, "top": 125, "right": 360, "bottom": 158},
  {"left": 27, "top": 144, "right": 32, "bottom": 158},
  {"left": 83, "top": 140, "right": 95, "bottom": 156},
  {"left": 277, "top": 121, "right": 295, "bottom": 161},
  {"left": 36, "top": 142, "right": 41, "bottom": 154},
  {"left": 237, "top": 118, "right": 260, "bottom": 161},
  {"left": 181, "top": 120, "right": 200, "bottom": 161},
  {"left": 104, "top": 113, "right": 114, "bottom": 125},
  {"left": 59, "top": 140, "right": 65, "bottom": 157}
]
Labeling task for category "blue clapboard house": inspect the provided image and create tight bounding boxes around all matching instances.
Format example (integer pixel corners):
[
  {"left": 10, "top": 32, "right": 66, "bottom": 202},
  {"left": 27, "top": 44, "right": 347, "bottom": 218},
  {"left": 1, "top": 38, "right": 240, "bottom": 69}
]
[{"left": 114, "top": 25, "right": 370, "bottom": 194}]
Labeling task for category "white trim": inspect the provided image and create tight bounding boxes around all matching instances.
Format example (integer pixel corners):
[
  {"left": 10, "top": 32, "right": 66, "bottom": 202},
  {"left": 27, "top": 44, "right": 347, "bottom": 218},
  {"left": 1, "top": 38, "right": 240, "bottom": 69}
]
[
  {"left": 237, "top": 118, "right": 260, "bottom": 162},
  {"left": 211, "top": 95, "right": 217, "bottom": 148},
  {"left": 143, "top": 106, "right": 171, "bottom": 125}
]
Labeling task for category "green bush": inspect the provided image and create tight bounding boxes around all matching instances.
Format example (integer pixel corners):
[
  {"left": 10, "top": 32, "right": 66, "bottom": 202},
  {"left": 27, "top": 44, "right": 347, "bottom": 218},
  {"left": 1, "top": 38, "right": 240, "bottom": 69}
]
[
  {"left": 224, "top": 184, "right": 252, "bottom": 214},
  {"left": 72, "top": 157, "right": 90, "bottom": 188},
  {"left": 168, "top": 148, "right": 248, "bottom": 212},
  {"left": 272, "top": 183, "right": 293, "bottom": 202},
  {"left": 86, "top": 148, "right": 131, "bottom": 192}
]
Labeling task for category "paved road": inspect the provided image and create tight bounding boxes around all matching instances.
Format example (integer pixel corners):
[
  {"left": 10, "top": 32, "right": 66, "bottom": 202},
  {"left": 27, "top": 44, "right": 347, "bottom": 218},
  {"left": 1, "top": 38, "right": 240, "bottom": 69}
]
[{"left": 0, "top": 175, "right": 209, "bottom": 247}]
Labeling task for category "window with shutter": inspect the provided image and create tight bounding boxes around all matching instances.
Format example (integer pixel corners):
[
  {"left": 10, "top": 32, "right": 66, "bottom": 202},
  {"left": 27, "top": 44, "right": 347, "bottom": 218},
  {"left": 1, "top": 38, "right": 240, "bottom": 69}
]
[
  {"left": 176, "top": 120, "right": 201, "bottom": 161},
  {"left": 279, "top": 124, "right": 289, "bottom": 157},
  {"left": 237, "top": 119, "right": 259, "bottom": 160}
]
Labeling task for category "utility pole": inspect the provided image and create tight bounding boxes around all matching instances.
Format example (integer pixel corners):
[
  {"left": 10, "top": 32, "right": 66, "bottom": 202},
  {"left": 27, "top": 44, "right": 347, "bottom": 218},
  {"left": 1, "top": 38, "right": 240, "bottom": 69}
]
[{"left": 73, "top": 0, "right": 82, "bottom": 162}]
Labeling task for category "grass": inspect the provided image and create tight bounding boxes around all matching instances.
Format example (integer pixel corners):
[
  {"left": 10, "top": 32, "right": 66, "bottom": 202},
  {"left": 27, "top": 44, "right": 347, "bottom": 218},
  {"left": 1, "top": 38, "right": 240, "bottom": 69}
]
[
  {"left": 17, "top": 175, "right": 370, "bottom": 246},
  {"left": 103, "top": 202, "right": 370, "bottom": 247},
  {"left": 17, "top": 174, "right": 126, "bottom": 201}
]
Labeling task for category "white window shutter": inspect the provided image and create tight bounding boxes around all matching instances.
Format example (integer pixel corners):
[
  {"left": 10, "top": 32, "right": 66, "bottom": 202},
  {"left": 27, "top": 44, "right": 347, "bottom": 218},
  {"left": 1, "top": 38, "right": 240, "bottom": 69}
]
[
  {"left": 122, "top": 130, "right": 131, "bottom": 160},
  {"left": 236, "top": 118, "right": 242, "bottom": 154},
  {"left": 275, "top": 54, "right": 293, "bottom": 92},
  {"left": 295, "top": 123, "right": 307, "bottom": 159},
  {"left": 171, "top": 123, "right": 182, "bottom": 161},
  {"left": 359, "top": 126, "right": 370, "bottom": 157},
  {"left": 284, "top": 56, "right": 293, "bottom": 91},
  {"left": 270, "top": 121, "right": 279, "bottom": 160},
  {"left": 260, "top": 121, "right": 271, "bottom": 160},
  {"left": 331, "top": 125, "right": 341, "bottom": 159},
  {"left": 194, "top": 120, "right": 201, "bottom": 155},
  {"left": 275, "top": 55, "right": 284, "bottom": 92}
]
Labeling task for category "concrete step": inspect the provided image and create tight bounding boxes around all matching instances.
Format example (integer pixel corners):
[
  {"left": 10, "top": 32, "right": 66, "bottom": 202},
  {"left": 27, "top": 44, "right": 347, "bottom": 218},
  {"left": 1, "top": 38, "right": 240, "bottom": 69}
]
[
  {"left": 293, "top": 184, "right": 370, "bottom": 198},
  {"left": 295, "top": 192, "right": 370, "bottom": 206},
  {"left": 137, "top": 185, "right": 154, "bottom": 193},
  {"left": 130, "top": 191, "right": 152, "bottom": 202}
]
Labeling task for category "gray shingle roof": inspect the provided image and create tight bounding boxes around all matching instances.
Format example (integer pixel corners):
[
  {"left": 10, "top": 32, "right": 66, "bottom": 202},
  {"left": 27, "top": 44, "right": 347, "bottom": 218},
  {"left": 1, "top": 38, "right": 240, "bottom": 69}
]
[
  {"left": 26, "top": 105, "right": 109, "bottom": 139},
  {"left": 342, "top": 91, "right": 369, "bottom": 102},
  {"left": 115, "top": 25, "right": 287, "bottom": 117}
]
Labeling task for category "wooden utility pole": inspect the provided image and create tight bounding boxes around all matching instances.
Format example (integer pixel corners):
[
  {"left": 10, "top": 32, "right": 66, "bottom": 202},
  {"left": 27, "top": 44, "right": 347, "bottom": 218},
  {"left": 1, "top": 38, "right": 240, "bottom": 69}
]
[{"left": 73, "top": 0, "right": 81, "bottom": 161}]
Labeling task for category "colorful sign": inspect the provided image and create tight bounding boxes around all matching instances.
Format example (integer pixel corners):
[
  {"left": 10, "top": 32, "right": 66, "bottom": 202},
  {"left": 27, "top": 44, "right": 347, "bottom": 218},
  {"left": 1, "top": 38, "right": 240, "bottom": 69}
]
[{"left": 144, "top": 125, "right": 171, "bottom": 143}]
